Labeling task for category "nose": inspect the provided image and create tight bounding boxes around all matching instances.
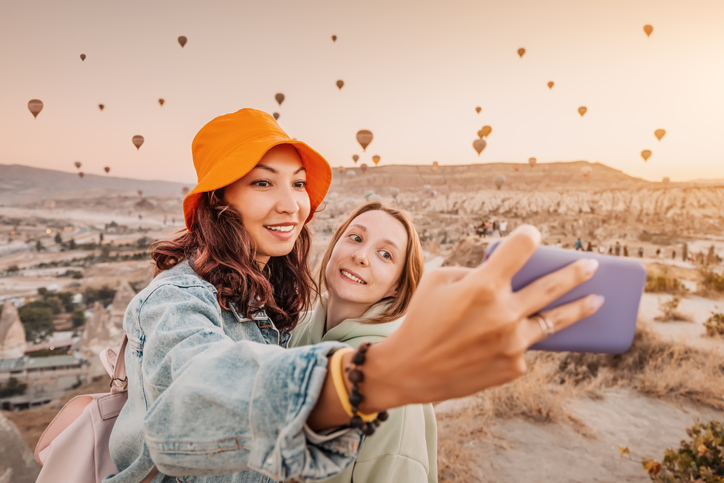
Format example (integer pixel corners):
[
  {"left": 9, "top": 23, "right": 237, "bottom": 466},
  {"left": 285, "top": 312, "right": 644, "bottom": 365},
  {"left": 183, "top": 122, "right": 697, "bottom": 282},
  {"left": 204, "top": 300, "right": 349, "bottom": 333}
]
[
  {"left": 275, "top": 184, "right": 300, "bottom": 215},
  {"left": 351, "top": 246, "right": 370, "bottom": 266}
]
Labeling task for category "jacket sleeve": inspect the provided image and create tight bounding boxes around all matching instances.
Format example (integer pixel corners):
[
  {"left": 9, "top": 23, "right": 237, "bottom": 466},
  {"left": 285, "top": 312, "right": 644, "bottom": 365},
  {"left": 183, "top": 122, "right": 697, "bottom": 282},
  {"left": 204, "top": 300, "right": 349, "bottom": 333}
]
[{"left": 135, "top": 283, "right": 362, "bottom": 482}]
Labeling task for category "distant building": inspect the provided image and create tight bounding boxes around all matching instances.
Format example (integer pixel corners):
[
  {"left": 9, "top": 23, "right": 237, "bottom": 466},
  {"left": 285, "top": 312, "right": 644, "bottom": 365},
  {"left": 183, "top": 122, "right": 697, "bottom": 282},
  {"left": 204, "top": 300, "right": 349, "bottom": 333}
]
[{"left": 0, "top": 354, "right": 89, "bottom": 410}]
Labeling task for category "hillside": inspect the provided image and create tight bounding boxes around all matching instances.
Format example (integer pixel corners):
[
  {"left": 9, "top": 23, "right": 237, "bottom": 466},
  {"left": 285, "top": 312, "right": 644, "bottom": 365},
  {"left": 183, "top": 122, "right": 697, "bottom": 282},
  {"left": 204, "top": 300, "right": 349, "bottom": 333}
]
[{"left": 0, "top": 164, "right": 190, "bottom": 205}]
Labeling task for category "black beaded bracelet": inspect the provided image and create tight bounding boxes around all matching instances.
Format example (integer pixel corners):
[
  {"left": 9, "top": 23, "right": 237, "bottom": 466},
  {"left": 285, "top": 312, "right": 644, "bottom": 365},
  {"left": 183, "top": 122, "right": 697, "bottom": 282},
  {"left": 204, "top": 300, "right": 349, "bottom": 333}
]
[{"left": 345, "top": 342, "right": 389, "bottom": 436}]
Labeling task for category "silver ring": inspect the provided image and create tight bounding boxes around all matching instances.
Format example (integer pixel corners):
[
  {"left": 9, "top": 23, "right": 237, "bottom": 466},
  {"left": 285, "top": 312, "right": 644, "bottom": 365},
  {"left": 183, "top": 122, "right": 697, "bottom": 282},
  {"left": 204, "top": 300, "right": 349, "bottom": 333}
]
[{"left": 533, "top": 313, "right": 555, "bottom": 338}]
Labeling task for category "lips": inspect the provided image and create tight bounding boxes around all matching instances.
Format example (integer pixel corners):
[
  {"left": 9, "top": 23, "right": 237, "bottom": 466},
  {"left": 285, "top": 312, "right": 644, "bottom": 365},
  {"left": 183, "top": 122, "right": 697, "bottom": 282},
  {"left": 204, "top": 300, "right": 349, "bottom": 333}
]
[{"left": 340, "top": 269, "right": 367, "bottom": 284}]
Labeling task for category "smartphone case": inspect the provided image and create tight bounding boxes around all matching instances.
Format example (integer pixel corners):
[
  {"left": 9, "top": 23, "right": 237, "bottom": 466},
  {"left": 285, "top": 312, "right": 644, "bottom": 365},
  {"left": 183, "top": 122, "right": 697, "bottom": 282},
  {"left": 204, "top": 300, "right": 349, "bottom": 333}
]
[{"left": 484, "top": 242, "right": 646, "bottom": 353}]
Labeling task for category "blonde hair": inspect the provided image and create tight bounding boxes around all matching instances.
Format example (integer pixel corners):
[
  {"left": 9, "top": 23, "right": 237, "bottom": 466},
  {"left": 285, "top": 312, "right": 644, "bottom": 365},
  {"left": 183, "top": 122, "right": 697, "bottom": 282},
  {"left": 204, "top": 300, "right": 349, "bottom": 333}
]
[{"left": 317, "top": 201, "right": 424, "bottom": 324}]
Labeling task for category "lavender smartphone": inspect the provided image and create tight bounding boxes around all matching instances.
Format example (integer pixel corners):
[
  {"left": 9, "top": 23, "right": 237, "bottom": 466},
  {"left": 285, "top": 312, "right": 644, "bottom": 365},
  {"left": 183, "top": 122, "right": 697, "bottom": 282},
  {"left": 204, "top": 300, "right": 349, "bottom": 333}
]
[{"left": 484, "top": 242, "right": 646, "bottom": 353}]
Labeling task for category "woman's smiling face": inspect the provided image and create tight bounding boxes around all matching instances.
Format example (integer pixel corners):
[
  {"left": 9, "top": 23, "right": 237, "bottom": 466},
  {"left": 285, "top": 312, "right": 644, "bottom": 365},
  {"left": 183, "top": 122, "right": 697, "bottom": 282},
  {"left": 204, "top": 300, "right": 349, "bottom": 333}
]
[
  {"left": 223, "top": 144, "right": 310, "bottom": 265},
  {"left": 325, "top": 209, "right": 409, "bottom": 307}
]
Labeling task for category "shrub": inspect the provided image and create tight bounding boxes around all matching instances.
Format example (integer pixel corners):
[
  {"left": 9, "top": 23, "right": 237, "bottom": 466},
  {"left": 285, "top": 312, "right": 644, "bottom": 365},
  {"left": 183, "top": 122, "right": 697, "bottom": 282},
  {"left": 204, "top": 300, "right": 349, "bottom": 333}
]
[
  {"left": 704, "top": 311, "right": 724, "bottom": 338},
  {"left": 71, "top": 308, "right": 86, "bottom": 328},
  {"left": 83, "top": 285, "right": 116, "bottom": 307},
  {"left": 0, "top": 378, "right": 28, "bottom": 398},
  {"left": 699, "top": 268, "right": 724, "bottom": 294},
  {"left": 655, "top": 296, "right": 692, "bottom": 322},
  {"left": 18, "top": 306, "right": 54, "bottom": 343},
  {"left": 642, "top": 420, "right": 724, "bottom": 482},
  {"left": 7, "top": 264, "right": 19, "bottom": 272},
  {"left": 646, "top": 274, "right": 689, "bottom": 294}
]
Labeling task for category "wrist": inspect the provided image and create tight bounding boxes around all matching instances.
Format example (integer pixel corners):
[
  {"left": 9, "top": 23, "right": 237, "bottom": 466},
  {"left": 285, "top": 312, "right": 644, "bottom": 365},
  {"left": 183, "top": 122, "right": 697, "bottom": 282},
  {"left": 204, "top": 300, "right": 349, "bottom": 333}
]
[{"left": 348, "top": 341, "right": 408, "bottom": 413}]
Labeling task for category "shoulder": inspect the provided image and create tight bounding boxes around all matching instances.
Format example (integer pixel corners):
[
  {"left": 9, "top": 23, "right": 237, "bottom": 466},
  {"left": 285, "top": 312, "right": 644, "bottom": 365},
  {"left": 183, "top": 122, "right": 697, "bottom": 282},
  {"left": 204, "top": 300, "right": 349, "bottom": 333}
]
[{"left": 126, "top": 261, "right": 221, "bottom": 333}]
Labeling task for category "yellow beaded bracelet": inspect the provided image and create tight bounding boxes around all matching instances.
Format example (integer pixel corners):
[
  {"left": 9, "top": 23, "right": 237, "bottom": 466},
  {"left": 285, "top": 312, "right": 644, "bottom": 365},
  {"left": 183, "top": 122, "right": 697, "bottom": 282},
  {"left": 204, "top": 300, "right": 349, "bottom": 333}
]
[{"left": 330, "top": 348, "right": 379, "bottom": 423}]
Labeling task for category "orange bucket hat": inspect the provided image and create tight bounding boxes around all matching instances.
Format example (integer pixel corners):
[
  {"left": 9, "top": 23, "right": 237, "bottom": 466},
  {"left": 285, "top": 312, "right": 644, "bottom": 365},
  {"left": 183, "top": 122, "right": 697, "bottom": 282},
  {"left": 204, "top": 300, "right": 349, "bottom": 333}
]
[{"left": 183, "top": 108, "right": 332, "bottom": 231}]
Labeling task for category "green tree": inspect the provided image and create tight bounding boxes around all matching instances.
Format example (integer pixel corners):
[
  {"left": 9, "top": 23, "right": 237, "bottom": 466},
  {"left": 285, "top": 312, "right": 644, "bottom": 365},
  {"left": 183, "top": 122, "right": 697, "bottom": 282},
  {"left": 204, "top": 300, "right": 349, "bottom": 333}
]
[
  {"left": 71, "top": 309, "right": 86, "bottom": 328},
  {"left": 18, "top": 306, "right": 54, "bottom": 343}
]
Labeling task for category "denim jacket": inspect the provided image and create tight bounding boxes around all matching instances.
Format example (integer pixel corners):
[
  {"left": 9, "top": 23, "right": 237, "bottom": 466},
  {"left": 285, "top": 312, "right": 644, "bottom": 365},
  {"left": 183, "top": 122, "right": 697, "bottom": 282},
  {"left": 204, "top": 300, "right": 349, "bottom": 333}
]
[{"left": 104, "top": 260, "right": 363, "bottom": 483}]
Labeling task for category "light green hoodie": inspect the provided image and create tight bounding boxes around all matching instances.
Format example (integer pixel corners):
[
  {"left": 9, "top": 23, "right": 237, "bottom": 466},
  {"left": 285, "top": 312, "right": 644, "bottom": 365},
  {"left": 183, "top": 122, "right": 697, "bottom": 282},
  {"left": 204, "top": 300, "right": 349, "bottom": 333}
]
[{"left": 290, "top": 293, "right": 437, "bottom": 483}]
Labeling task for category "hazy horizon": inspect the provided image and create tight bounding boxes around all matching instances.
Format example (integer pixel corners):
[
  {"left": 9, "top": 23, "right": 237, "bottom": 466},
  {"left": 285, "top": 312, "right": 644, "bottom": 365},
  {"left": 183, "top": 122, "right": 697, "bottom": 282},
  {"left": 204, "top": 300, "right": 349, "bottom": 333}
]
[{"left": 2, "top": 0, "right": 723, "bottom": 184}]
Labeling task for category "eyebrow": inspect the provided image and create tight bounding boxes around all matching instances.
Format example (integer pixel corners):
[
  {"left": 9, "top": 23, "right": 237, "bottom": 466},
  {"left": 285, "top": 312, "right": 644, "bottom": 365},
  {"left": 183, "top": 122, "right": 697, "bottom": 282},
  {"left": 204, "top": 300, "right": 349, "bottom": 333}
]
[
  {"left": 254, "top": 164, "right": 306, "bottom": 175},
  {"left": 348, "top": 224, "right": 400, "bottom": 251}
]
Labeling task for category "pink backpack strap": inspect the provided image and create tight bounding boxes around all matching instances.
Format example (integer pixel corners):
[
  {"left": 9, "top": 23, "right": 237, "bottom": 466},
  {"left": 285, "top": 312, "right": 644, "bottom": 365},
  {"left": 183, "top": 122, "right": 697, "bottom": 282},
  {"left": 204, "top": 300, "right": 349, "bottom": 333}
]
[{"left": 99, "top": 335, "right": 129, "bottom": 394}]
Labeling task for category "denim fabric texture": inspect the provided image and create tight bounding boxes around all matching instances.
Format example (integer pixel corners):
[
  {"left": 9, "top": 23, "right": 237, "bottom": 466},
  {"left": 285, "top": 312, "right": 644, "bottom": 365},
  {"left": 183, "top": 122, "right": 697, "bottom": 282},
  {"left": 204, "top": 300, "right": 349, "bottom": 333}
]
[{"left": 104, "top": 260, "right": 362, "bottom": 483}]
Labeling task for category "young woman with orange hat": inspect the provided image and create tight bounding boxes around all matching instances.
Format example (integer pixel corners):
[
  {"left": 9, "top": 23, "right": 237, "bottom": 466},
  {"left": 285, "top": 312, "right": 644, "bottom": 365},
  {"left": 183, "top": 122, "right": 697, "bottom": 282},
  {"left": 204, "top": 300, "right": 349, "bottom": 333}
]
[{"left": 106, "top": 108, "right": 605, "bottom": 483}]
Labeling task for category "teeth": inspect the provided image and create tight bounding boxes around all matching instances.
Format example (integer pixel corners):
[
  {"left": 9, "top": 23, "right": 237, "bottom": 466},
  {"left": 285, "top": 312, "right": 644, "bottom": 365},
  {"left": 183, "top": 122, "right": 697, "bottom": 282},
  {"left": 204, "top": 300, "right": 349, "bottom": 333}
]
[
  {"left": 265, "top": 225, "right": 294, "bottom": 232},
  {"left": 341, "top": 270, "right": 366, "bottom": 284}
]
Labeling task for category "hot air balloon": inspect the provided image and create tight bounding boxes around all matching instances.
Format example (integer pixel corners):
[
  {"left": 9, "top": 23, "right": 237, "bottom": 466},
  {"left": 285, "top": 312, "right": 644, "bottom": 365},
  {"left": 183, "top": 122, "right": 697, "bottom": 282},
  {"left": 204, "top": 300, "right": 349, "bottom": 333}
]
[
  {"left": 473, "top": 138, "right": 487, "bottom": 156},
  {"left": 275, "top": 93, "right": 285, "bottom": 106},
  {"left": 346, "top": 170, "right": 356, "bottom": 178},
  {"left": 423, "top": 184, "right": 432, "bottom": 193},
  {"left": 655, "top": 129, "right": 666, "bottom": 141},
  {"left": 337, "top": 166, "right": 345, "bottom": 174},
  {"left": 390, "top": 187, "right": 399, "bottom": 199},
  {"left": 481, "top": 125, "right": 492, "bottom": 138},
  {"left": 581, "top": 166, "right": 592, "bottom": 178},
  {"left": 336, "top": 80, "right": 344, "bottom": 90},
  {"left": 662, "top": 177, "right": 670, "bottom": 184},
  {"left": 641, "top": 150, "right": 652, "bottom": 162},
  {"left": 78, "top": 172, "right": 84, "bottom": 179},
  {"left": 138, "top": 190, "right": 143, "bottom": 197},
  {"left": 475, "top": 106, "right": 481, "bottom": 114},
  {"left": 158, "top": 98, "right": 165, "bottom": 107},
  {"left": 182, "top": 187, "right": 190, "bottom": 195},
  {"left": 74, "top": 161, "right": 82, "bottom": 169},
  {"left": 80, "top": 54, "right": 86, "bottom": 61},
  {"left": 98, "top": 104, "right": 104, "bottom": 111},
  {"left": 332, "top": 35, "right": 337, "bottom": 42},
  {"left": 578, "top": 106, "right": 587, "bottom": 117},
  {"left": 432, "top": 161, "right": 439, "bottom": 170},
  {"left": 528, "top": 157, "right": 537, "bottom": 168},
  {"left": 132, "top": 135, "right": 144, "bottom": 150},
  {"left": 360, "top": 163, "right": 368, "bottom": 174},
  {"left": 494, "top": 175, "right": 506, "bottom": 190},
  {"left": 517, "top": 48, "right": 525, "bottom": 58},
  {"left": 352, "top": 154, "right": 359, "bottom": 164},
  {"left": 372, "top": 155, "right": 381, "bottom": 166},
  {"left": 28, "top": 99, "right": 43, "bottom": 119},
  {"left": 273, "top": 112, "right": 280, "bottom": 120},
  {"left": 104, "top": 166, "right": 110, "bottom": 174},
  {"left": 477, "top": 129, "right": 484, "bottom": 138},
  {"left": 178, "top": 36, "right": 187, "bottom": 48},
  {"left": 547, "top": 81, "right": 554, "bottom": 89},
  {"left": 356, "top": 130, "right": 373, "bottom": 151},
  {"left": 514, "top": 165, "right": 520, "bottom": 172},
  {"left": 643, "top": 25, "right": 653, "bottom": 37}
]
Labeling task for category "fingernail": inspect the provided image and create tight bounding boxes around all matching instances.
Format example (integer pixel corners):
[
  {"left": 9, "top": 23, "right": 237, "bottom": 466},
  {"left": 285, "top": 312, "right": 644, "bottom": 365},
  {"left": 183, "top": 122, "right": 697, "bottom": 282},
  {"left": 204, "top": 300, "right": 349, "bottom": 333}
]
[
  {"left": 589, "top": 295, "right": 605, "bottom": 310},
  {"left": 582, "top": 259, "right": 599, "bottom": 276}
]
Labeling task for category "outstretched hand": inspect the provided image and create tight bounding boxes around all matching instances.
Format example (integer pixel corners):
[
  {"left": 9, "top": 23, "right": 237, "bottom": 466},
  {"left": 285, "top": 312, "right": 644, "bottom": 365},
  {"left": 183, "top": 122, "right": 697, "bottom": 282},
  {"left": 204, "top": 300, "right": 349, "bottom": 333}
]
[{"left": 363, "top": 225, "right": 604, "bottom": 410}]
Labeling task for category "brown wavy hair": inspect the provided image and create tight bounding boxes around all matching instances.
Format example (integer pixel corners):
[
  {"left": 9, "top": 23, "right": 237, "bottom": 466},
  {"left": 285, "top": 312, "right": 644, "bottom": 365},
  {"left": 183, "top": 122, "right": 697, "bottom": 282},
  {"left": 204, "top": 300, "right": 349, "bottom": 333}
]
[
  {"left": 151, "top": 189, "right": 315, "bottom": 332},
  {"left": 317, "top": 201, "right": 424, "bottom": 325}
]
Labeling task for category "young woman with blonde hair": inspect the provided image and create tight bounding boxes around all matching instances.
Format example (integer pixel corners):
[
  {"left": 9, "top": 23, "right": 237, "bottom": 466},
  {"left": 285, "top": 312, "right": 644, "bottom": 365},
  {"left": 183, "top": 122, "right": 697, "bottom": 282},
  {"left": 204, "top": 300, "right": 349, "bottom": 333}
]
[{"left": 291, "top": 201, "right": 433, "bottom": 482}]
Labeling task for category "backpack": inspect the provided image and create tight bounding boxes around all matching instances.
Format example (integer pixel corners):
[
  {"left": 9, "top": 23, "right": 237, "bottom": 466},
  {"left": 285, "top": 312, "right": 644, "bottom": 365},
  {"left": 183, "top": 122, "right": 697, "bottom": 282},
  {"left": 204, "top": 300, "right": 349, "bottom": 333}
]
[{"left": 34, "top": 335, "right": 158, "bottom": 483}]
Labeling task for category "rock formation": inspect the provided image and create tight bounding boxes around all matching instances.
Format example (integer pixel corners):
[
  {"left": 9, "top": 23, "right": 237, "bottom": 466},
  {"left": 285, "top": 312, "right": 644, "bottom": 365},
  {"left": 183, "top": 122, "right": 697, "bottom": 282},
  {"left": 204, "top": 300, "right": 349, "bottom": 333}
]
[
  {"left": 0, "top": 304, "right": 27, "bottom": 360},
  {"left": 80, "top": 280, "right": 136, "bottom": 378},
  {"left": 0, "top": 413, "right": 40, "bottom": 483}
]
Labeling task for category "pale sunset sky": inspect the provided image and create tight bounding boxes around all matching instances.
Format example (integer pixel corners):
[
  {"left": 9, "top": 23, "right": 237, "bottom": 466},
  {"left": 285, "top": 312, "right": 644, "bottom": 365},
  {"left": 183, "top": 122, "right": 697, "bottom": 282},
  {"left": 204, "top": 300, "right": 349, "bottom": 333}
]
[{"left": 1, "top": 0, "right": 722, "bottom": 183}]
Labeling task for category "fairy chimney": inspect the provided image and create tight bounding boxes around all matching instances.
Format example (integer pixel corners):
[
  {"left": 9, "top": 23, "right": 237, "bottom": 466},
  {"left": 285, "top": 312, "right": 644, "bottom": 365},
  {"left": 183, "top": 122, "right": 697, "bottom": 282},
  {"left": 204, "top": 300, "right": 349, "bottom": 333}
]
[{"left": 0, "top": 304, "right": 27, "bottom": 360}]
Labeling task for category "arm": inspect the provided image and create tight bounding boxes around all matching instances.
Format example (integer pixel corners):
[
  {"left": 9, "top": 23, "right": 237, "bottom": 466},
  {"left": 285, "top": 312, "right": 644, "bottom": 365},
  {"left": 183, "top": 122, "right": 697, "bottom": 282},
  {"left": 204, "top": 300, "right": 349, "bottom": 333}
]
[{"left": 137, "top": 284, "right": 362, "bottom": 482}]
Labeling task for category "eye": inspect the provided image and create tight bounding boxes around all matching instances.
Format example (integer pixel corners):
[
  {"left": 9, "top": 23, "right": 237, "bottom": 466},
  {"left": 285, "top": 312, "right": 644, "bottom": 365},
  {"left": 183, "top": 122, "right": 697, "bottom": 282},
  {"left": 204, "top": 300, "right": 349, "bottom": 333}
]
[
  {"left": 379, "top": 250, "right": 392, "bottom": 260},
  {"left": 349, "top": 234, "right": 362, "bottom": 243},
  {"left": 252, "top": 180, "right": 271, "bottom": 188},
  {"left": 293, "top": 180, "right": 307, "bottom": 188}
]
